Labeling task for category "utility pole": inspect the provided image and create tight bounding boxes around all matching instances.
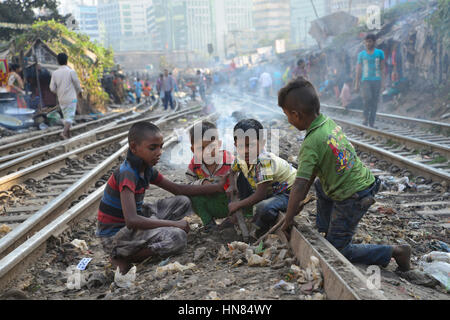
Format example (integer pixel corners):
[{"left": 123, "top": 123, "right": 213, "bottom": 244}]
[
  {"left": 348, "top": 0, "right": 353, "bottom": 14},
  {"left": 309, "top": 0, "right": 319, "bottom": 19}
]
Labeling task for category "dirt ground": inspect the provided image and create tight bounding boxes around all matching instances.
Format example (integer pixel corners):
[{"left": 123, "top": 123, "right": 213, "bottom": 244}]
[{"left": 1, "top": 106, "right": 449, "bottom": 300}]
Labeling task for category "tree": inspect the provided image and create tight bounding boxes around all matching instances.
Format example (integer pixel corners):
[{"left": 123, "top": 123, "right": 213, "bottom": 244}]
[{"left": 0, "top": 0, "right": 65, "bottom": 40}]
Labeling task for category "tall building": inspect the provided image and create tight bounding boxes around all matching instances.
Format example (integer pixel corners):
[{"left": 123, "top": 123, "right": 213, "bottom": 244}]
[
  {"left": 290, "top": 0, "right": 331, "bottom": 47},
  {"left": 98, "top": 0, "right": 152, "bottom": 52},
  {"left": 220, "top": 0, "right": 254, "bottom": 57},
  {"left": 185, "top": 0, "right": 215, "bottom": 56},
  {"left": 74, "top": 5, "right": 100, "bottom": 42},
  {"left": 184, "top": 0, "right": 254, "bottom": 59},
  {"left": 252, "top": 0, "right": 291, "bottom": 45},
  {"left": 149, "top": 0, "right": 188, "bottom": 51},
  {"left": 329, "top": 0, "right": 384, "bottom": 20},
  {"left": 58, "top": 0, "right": 98, "bottom": 15}
]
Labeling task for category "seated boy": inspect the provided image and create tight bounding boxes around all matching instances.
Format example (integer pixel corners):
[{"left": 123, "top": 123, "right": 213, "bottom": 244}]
[
  {"left": 186, "top": 121, "right": 234, "bottom": 230},
  {"left": 277, "top": 78, "right": 411, "bottom": 271},
  {"left": 97, "top": 122, "right": 226, "bottom": 274},
  {"left": 227, "top": 119, "right": 297, "bottom": 238}
]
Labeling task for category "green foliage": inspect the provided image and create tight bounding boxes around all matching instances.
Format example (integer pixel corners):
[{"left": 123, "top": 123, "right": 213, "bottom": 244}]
[
  {"left": 14, "top": 20, "right": 115, "bottom": 111},
  {"left": 427, "top": 0, "right": 450, "bottom": 49},
  {"left": 0, "top": 0, "right": 64, "bottom": 40},
  {"left": 382, "top": 1, "right": 424, "bottom": 23}
]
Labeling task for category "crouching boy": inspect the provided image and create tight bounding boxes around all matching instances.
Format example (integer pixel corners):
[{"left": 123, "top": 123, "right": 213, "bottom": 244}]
[
  {"left": 278, "top": 78, "right": 411, "bottom": 270},
  {"left": 227, "top": 119, "right": 297, "bottom": 238},
  {"left": 97, "top": 122, "right": 226, "bottom": 274},
  {"left": 186, "top": 121, "right": 234, "bottom": 230}
]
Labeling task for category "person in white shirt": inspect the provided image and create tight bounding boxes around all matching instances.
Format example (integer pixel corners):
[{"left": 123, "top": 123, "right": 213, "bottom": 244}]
[
  {"left": 259, "top": 71, "right": 272, "bottom": 98},
  {"left": 50, "top": 53, "right": 83, "bottom": 139}
]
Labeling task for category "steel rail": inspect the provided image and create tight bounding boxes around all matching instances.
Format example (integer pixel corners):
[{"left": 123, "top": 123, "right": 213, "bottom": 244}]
[{"left": 0, "top": 112, "right": 214, "bottom": 291}]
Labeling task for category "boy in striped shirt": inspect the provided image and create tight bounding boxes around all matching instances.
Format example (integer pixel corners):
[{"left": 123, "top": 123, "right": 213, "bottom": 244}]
[
  {"left": 97, "top": 122, "right": 226, "bottom": 274},
  {"left": 186, "top": 121, "right": 234, "bottom": 231}
]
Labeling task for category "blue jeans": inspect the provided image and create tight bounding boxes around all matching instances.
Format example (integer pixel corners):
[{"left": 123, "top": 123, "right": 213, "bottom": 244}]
[
  {"left": 315, "top": 179, "right": 392, "bottom": 266},
  {"left": 253, "top": 192, "right": 290, "bottom": 232},
  {"left": 163, "top": 91, "right": 174, "bottom": 110}
]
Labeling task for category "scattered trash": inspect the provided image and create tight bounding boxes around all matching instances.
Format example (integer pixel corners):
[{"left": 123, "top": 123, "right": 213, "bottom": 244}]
[
  {"left": 217, "top": 245, "right": 231, "bottom": 260},
  {"left": 76, "top": 258, "right": 92, "bottom": 271},
  {"left": 429, "top": 240, "right": 450, "bottom": 253},
  {"left": 193, "top": 247, "right": 207, "bottom": 262},
  {"left": 422, "top": 251, "right": 450, "bottom": 264},
  {"left": 207, "top": 291, "right": 219, "bottom": 300},
  {"left": 114, "top": 266, "right": 136, "bottom": 288},
  {"left": 158, "top": 257, "right": 170, "bottom": 267},
  {"left": 247, "top": 254, "right": 270, "bottom": 267},
  {"left": 273, "top": 280, "right": 295, "bottom": 293},
  {"left": 311, "top": 292, "right": 325, "bottom": 300},
  {"left": 397, "top": 269, "right": 439, "bottom": 288},
  {"left": 232, "top": 259, "right": 244, "bottom": 267},
  {"left": 228, "top": 241, "right": 249, "bottom": 251},
  {"left": 380, "top": 176, "right": 416, "bottom": 192},
  {"left": 87, "top": 272, "right": 108, "bottom": 289},
  {"left": 419, "top": 261, "right": 450, "bottom": 291},
  {"left": 71, "top": 239, "right": 89, "bottom": 251},
  {"left": 377, "top": 206, "right": 397, "bottom": 215},
  {"left": 0, "top": 224, "right": 12, "bottom": 234},
  {"left": 65, "top": 265, "right": 88, "bottom": 290},
  {"left": 254, "top": 241, "right": 264, "bottom": 255},
  {"left": 155, "top": 261, "right": 195, "bottom": 277}
]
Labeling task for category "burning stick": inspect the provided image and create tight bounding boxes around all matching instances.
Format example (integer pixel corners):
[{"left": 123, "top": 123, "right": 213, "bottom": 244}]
[{"left": 252, "top": 193, "right": 316, "bottom": 246}]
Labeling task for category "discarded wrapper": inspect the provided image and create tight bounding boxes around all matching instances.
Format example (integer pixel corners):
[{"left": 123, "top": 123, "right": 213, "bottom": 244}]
[
  {"left": 71, "top": 239, "right": 89, "bottom": 251},
  {"left": 114, "top": 266, "right": 136, "bottom": 288}
]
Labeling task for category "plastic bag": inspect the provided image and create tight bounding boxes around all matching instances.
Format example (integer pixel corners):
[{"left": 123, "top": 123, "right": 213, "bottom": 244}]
[
  {"left": 114, "top": 266, "right": 136, "bottom": 288},
  {"left": 420, "top": 261, "right": 450, "bottom": 291},
  {"left": 422, "top": 251, "right": 450, "bottom": 264},
  {"left": 47, "top": 110, "right": 61, "bottom": 126}
]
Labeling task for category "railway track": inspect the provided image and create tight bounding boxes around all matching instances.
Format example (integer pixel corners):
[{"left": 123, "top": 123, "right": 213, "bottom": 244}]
[
  {"left": 0, "top": 100, "right": 158, "bottom": 160},
  {"left": 243, "top": 93, "right": 450, "bottom": 137},
  {"left": 0, "top": 91, "right": 448, "bottom": 299},
  {"left": 0, "top": 102, "right": 209, "bottom": 290}
]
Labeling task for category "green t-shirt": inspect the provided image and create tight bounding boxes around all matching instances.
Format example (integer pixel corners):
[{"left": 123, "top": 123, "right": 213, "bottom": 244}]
[{"left": 297, "top": 114, "right": 375, "bottom": 201}]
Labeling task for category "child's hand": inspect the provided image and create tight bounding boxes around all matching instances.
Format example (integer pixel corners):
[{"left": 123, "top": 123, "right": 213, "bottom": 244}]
[
  {"left": 174, "top": 220, "right": 190, "bottom": 233},
  {"left": 280, "top": 218, "right": 293, "bottom": 241},
  {"left": 228, "top": 201, "right": 240, "bottom": 215}
]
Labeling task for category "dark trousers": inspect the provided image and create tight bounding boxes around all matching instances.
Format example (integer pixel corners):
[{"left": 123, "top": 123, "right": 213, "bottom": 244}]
[
  {"left": 314, "top": 178, "right": 392, "bottom": 266},
  {"left": 163, "top": 91, "right": 174, "bottom": 110},
  {"left": 361, "top": 80, "right": 381, "bottom": 127},
  {"left": 236, "top": 173, "right": 289, "bottom": 233}
]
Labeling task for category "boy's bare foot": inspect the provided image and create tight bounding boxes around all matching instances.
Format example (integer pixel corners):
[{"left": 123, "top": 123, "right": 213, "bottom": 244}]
[
  {"left": 111, "top": 258, "right": 133, "bottom": 275},
  {"left": 392, "top": 244, "right": 411, "bottom": 271}
]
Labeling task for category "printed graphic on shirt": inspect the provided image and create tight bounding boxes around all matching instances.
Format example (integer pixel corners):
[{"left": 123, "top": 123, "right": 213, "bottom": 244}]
[{"left": 327, "top": 126, "right": 355, "bottom": 174}]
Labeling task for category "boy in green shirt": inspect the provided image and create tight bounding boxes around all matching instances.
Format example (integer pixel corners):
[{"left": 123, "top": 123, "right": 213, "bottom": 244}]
[{"left": 277, "top": 78, "right": 411, "bottom": 271}]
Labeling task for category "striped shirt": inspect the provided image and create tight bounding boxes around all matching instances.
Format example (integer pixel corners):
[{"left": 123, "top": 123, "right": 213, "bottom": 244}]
[
  {"left": 49, "top": 65, "right": 82, "bottom": 106},
  {"left": 185, "top": 150, "right": 233, "bottom": 190},
  {"left": 96, "top": 149, "right": 163, "bottom": 237}
]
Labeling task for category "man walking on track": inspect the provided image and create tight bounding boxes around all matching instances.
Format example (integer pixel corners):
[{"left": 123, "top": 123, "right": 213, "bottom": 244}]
[
  {"left": 50, "top": 53, "right": 83, "bottom": 139},
  {"left": 355, "top": 34, "right": 385, "bottom": 128},
  {"left": 161, "top": 69, "right": 176, "bottom": 110}
]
